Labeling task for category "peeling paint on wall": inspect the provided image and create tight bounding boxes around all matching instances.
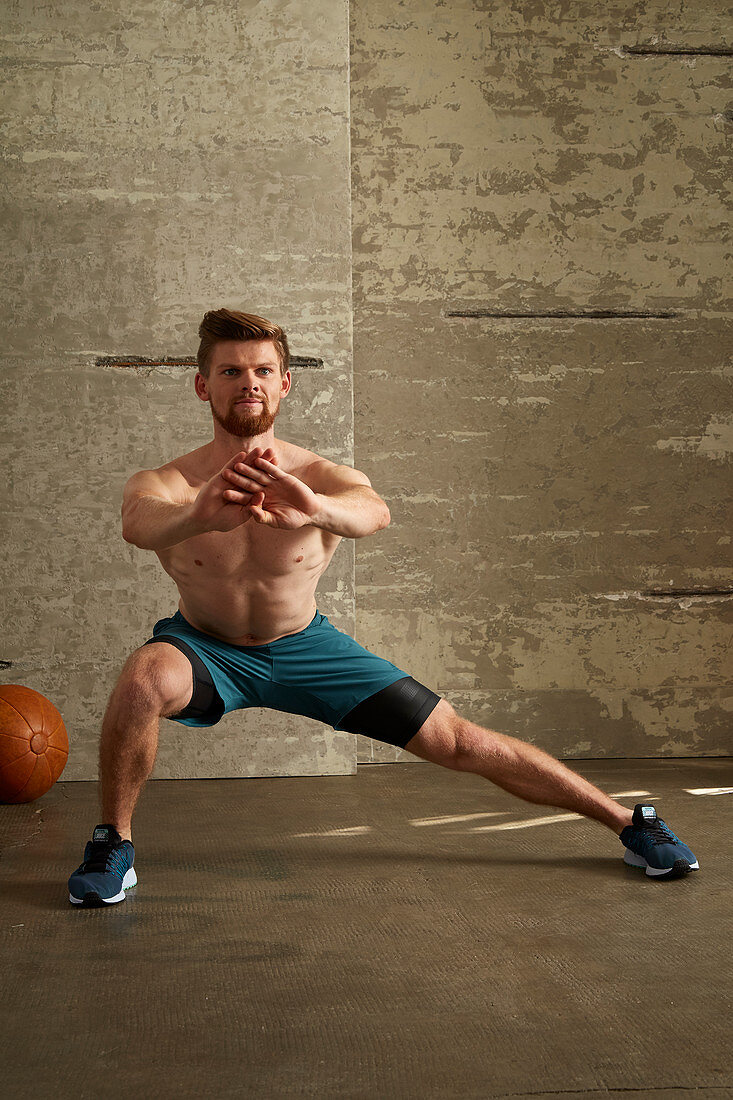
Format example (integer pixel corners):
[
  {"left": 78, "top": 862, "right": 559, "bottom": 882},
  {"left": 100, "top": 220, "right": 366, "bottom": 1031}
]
[
  {"left": 1, "top": 0, "right": 357, "bottom": 780},
  {"left": 350, "top": 0, "right": 733, "bottom": 761},
  {"left": 656, "top": 414, "right": 733, "bottom": 460}
]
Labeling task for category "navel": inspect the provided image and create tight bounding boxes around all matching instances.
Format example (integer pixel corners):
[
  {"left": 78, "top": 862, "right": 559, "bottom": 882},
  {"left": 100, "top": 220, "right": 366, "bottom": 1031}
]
[
  {"left": 295, "top": 556, "right": 304, "bottom": 563},
  {"left": 194, "top": 559, "right": 203, "bottom": 566}
]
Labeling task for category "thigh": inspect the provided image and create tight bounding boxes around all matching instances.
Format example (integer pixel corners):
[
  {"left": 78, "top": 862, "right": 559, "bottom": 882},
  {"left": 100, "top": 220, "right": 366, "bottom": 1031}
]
[
  {"left": 273, "top": 615, "right": 416, "bottom": 727},
  {"left": 338, "top": 676, "right": 444, "bottom": 750},
  {"left": 402, "top": 699, "right": 461, "bottom": 765},
  {"left": 116, "top": 641, "right": 195, "bottom": 718}
]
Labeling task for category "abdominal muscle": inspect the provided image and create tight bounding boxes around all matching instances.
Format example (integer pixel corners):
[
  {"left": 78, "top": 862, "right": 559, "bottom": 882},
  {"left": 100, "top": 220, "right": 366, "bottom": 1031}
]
[{"left": 155, "top": 522, "right": 341, "bottom": 646}]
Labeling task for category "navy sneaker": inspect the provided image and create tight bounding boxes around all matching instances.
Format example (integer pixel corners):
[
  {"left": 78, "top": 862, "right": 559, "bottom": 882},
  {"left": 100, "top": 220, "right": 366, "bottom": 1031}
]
[
  {"left": 620, "top": 804, "right": 699, "bottom": 879},
  {"left": 68, "top": 824, "right": 137, "bottom": 907}
]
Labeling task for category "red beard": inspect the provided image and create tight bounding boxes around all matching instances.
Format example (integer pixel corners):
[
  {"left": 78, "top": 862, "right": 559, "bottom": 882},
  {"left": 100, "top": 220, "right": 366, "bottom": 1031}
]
[{"left": 210, "top": 395, "right": 279, "bottom": 438}]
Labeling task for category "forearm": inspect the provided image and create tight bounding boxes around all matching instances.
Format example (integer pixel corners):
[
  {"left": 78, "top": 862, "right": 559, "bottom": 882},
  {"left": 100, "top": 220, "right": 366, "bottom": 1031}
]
[
  {"left": 309, "top": 488, "right": 390, "bottom": 539},
  {"left": 122, "top": 496, "right": 207, "bottom": 550}
]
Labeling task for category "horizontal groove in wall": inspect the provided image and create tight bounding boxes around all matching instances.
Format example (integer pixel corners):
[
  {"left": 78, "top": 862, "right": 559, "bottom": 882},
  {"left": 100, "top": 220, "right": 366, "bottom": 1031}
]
[
  {"left": 621, "top": 44, "right": 733, "bottom": 56},
  {"left": 444, "top": 310, "right": 678, "bottom": 319},
  {"left": 96, "top": 355, "right": 324, "bottom": 369},
  {"left": 642, "top": 588, "right": 733, "bottom": 598}
]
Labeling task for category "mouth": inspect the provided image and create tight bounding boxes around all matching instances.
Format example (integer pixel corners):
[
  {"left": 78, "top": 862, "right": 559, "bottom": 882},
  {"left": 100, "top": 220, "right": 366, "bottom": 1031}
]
[{"left": 235, "top": 399, "right": 263, "bottom": 407}]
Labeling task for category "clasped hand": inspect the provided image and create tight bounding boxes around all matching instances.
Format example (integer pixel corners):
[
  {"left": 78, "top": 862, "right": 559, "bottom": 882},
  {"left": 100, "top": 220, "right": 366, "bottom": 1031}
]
[{"left": 222, "top": 447, "right": 320, "bottom": 529}]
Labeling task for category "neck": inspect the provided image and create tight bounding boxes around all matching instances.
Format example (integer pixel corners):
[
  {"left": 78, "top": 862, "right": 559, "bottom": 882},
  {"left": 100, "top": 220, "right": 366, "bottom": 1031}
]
[{"left": 208, "top": 424, "right": 278, "bottom": 468}]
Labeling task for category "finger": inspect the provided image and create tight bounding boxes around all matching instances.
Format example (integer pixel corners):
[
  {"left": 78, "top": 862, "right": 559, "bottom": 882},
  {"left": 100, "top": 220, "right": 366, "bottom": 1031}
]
[
  {"left": 223, "top": 489, "right": 253, "bottom": 503},
  {"left": 237, "top": 447, "right": 277, "bottom": 469},
  {"left": 225, "top": 447, "right": 260, "bottom": 475},
  {"left": 230, "top": 463, "right": 270, "bottom": 486},
  {"left": 248, "top": 495, "right": 272, "bottom": 524},
  {"left": 226, "top": 450, "right": 251, "bottom": 471},
  {"left": 252, "top": 456, "right": 283, "bottom": 478}
]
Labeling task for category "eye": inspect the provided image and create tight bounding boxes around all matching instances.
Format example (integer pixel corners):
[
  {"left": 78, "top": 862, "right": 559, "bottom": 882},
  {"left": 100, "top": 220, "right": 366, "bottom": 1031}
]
[{"left": 258, "top": 368, "right": 272, "bottom": 375}]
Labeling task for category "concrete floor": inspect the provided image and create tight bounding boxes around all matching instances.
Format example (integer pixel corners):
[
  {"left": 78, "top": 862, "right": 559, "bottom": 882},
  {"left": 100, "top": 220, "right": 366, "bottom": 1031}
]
[{"left": 1, "top": 758, "right": 731, "bottom": 1100}]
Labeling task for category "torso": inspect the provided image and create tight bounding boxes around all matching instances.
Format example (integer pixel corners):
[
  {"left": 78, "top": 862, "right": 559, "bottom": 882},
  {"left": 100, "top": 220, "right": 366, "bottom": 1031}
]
[{"left": 152, "top": 440, "right": 342, "bottom": 645}]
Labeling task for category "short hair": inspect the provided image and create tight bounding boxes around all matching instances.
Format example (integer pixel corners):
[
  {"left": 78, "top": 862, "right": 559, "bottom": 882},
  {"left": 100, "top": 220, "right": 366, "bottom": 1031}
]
[{"left": 196, "top": 308, "right": 290, "bottom": 378}]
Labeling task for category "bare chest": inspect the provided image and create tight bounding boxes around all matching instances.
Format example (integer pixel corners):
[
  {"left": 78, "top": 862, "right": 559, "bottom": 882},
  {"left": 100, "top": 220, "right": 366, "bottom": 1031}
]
[{"left": 158, "top": 521, "right": 336, "bottom": 582}]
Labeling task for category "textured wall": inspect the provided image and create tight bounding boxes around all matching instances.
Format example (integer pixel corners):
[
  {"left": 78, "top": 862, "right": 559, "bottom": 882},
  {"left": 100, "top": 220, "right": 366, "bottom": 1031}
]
[
  {"left": 1, "top": 0, "right": 357, "bottom": 780},
  {"left": 350, "top": 0, "right": 732, "bottom": 761},
  {"left": 2, "top": 1, "right": 731, "bottom": 787}
]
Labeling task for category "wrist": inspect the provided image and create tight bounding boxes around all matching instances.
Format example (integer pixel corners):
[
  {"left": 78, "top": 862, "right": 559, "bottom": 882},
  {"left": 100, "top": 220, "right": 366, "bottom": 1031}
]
[
  {"left": 306, "top": 493, "right": 329, "bottom": 530},
  {"left": 185, "top": 498, "right": 213, "bottom": 537}
]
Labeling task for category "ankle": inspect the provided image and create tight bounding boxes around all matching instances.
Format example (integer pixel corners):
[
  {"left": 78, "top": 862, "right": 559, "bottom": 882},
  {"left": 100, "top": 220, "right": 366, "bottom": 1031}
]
[
  {"left": 614, "top": 808, "right": 634, "bottom": 835},
  {"left": 102, "top": 821, "right": 133, "bottom": 843}
]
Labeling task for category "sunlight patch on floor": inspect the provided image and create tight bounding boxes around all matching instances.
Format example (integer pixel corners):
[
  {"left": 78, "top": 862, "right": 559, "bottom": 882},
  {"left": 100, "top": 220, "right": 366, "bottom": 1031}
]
[
  {"left": 288, "top": 787, "right": 729, "bottom": 840},
  {"left": 409, "top": 812, "right": 511, "bottom": 826}
]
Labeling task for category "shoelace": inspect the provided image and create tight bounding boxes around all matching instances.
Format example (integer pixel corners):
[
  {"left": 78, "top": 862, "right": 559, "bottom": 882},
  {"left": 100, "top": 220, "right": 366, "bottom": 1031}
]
[
  {"left": 83, "top": 842, "right": 128, "bottom": 875},
  {"left": 639, "top": 819, "right": 679, "bottom": 847}
]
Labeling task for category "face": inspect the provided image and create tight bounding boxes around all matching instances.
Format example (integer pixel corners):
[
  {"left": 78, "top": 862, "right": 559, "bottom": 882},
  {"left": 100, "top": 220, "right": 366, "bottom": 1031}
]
[{"left": 195, "top": 340, "right": 291, "bottom": 438}]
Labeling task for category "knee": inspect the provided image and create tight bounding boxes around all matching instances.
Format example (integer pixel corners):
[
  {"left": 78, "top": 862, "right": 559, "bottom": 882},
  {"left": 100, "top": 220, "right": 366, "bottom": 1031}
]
[
  {"left": 113, "top": 645, "right": 192, "bottom": 717},
  {"left": 453, "top": 720, "right": 514, "bottom": 773},
  {"left": 452, "top": 721, "right": 487, "bottom": 771}
]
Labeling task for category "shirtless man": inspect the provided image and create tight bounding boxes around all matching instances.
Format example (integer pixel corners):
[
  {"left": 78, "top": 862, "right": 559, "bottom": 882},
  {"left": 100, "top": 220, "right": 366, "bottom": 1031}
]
[{"left": 68, "top": 308, "right": 699, "bottom": 906}]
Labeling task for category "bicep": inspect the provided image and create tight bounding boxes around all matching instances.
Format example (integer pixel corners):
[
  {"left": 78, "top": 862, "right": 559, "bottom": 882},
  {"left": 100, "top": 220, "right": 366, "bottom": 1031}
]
[
  {"left": 121, "top": 469, "right": 178, "bottom": 513},
  {"left": 310, "top": 461, "right": 373, "bottom": 496}
]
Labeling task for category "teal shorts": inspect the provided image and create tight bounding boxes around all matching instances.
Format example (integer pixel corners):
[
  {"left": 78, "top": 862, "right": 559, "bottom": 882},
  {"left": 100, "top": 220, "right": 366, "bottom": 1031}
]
[{"left": 143, "top": 609, "right": 441, "bottom": 750}]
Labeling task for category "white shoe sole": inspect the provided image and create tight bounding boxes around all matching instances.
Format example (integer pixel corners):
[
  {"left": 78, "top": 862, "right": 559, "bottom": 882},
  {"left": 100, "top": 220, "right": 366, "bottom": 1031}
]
[
  {"left": 624, "top": 849, "right": 699, "bottom": 877},
  {"left": 69, "top": 866, "right": 137, "bottom": 905}
]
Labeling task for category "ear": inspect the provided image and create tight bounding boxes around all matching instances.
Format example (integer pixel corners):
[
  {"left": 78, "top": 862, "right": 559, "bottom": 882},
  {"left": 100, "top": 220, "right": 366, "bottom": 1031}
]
[
  {"left": 280, "top": 370, "right": 292, "bottom": 398},
  {"left": 194, "top": 372, "right": 210, "bottom": 402}
]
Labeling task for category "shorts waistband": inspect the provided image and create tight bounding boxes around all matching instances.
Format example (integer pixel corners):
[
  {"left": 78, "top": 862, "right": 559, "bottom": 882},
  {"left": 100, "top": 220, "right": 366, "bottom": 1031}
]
[{"left": 167, "top": 608, "right": 325, "bottom": 651}]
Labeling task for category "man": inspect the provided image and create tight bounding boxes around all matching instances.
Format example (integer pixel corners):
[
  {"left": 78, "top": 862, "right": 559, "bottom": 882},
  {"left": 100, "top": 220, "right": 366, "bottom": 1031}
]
[{"left": 68, "top": 308, "right": 699, "bottom": 906}]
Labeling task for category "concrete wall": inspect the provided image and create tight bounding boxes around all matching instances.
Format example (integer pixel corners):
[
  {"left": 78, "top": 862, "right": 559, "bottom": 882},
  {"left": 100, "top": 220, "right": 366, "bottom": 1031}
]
[
  {"left": 350, "top": 0, "right": 732, "bottom": 762},
  {"left": 1, "top": 0, "right": 357, "bottom": 780},
  {"left": 1, "top": 1, "right": 730, "bottom": 784}
]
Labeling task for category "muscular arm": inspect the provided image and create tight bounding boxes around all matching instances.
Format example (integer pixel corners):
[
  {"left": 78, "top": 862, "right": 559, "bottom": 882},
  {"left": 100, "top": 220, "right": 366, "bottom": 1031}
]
[
  {"left": 309, "top": 478, "right": 391, "bottom": 540},
  {"left": 122, "top": 448, "right": 275, "bottom": 550},
  {"left": 121, "top": 470, "right": 204, "bottom": 550},
  {"left": 228, "top": 456, "right": 391, "bottom": 539}
]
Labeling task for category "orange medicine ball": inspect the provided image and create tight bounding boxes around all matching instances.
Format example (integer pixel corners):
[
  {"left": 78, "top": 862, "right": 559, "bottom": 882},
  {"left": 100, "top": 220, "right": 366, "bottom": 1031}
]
[{"left": 0, "top": 685, "right": 69, "bottom": 803}]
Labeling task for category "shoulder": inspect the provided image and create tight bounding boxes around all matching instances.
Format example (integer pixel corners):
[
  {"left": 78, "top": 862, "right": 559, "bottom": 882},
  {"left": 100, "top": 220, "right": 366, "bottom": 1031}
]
[
  {"left": 164, "top": 445, "right": 210, "bottom": 482},
  {"left": 123, "top": 455, "right": 197, "bottom": 506},
  {"left": 277, "top": 441, "right": 371, "bottom": 493},
  {"left": 157, "top": 445, "right": 214, "bottom": 498},
  {"left": 302, "top": 456, "right": 372, "bottom": 494}
]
